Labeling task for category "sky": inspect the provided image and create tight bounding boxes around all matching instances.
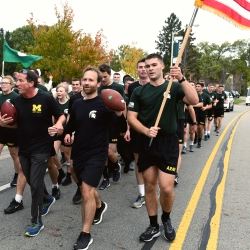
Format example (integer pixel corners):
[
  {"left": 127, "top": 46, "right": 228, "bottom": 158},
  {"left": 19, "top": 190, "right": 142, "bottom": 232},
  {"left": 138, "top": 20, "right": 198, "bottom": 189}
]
[{"left": 1, "top": 0, "right": 250, "bottom": 53}]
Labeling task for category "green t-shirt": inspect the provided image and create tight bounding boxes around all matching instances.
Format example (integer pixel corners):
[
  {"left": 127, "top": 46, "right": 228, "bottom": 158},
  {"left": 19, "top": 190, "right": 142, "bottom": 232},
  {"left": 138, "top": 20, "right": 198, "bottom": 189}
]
[
  {"left": 198, "top": 92, "right": 212, "bottom": 114},
  {"left": 214, "top": 92, "right": 228, "bottom": 109},
  {"left": 177, "top": 100, "right": 185, "bottom": 120},
  {"left": 128, "top": 81, "right": 185, "bottom": 135},
  {"left": 206, "top": 91, "right": 216, "bottom": 102},
  {"left": 0, "top": 91, "right": 19, "bottom": 108},
  {"left": 98, "top": 82, "right": 125, "bottom": 98},
  {"left": 37, "top": 84, "right": 48, "bottom": 92}
]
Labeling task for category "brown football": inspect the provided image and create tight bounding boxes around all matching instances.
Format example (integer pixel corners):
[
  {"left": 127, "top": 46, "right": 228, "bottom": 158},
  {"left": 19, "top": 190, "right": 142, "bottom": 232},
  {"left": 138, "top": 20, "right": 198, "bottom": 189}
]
[
  {"left": 101, "top": 89, "right": 125, "bottom": 111},
  {"left": 1, "top": 101, "right": 18, "bottom": 125}
]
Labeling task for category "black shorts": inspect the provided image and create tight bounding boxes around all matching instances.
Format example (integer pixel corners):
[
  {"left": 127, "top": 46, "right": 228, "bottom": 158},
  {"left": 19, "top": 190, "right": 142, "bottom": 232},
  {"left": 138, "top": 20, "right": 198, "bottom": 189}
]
[
  {"left": 206, "top": 108, "right": 214, "bottom": 118},
  {"left": 214, "top": 108, "right": 224, "bottom": 118},
  {"left": 130, "top": 128, "right": 140, "bottom": 153},
  {"left": 0, "top": 128, "right": 18, "bottom": 147},
  {"left": 54, "top": 134, "right": 72, "bottom": 147},
  {"left": 109, "top": 123, "right": 118, "bottom": 144},
  {"left": 50, "top": 146, "right": 56, "bottom": 157},
  {"left": 73, "top": 151, "right": 106, "bottom": 188},
  {"left": 137, "top": 134, "right": 179, "bottom": 175},
  {"left": 177, "top": 119, "right": 185, "bottom": 144},
  {"left": 197, "top": 112, "right": 206, "bottom": 126}
]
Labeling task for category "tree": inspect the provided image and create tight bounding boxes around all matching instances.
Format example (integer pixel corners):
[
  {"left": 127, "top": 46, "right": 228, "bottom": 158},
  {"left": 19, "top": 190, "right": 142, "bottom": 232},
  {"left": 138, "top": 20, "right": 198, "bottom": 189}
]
[
  {"left": 110, "top": 50, "right": 122, "bottom": 72},
  {"left": 155, "top": 13, "right": 182, "bottom": 71},
  {"left": 27, "top": 2, "right": 112, "bottom": 82},
  {"left": 117, "top": 43, "right": 147, "bottom": 79}
]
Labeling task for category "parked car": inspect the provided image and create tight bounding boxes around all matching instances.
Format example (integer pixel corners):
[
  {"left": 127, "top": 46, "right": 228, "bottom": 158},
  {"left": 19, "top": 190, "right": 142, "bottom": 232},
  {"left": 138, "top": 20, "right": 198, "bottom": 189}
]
[
  {"left": 231, "top": 90, "right": 240, "bottom": 98},
  {"left": 246, "top": 87, "right": 250, "bottom": 106},
  {"left": 224, "top": 91, "right": 234, "bottom": 112}
]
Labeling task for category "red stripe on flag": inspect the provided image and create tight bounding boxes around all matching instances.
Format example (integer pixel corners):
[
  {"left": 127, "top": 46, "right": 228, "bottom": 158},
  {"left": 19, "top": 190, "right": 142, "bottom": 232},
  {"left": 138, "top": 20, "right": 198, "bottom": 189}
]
[
  {"left": 204, "top": 0, "right": 250, "bottom": 27},
  {"left": 234, "top": 0, "right": 250, "bottom": 12}
]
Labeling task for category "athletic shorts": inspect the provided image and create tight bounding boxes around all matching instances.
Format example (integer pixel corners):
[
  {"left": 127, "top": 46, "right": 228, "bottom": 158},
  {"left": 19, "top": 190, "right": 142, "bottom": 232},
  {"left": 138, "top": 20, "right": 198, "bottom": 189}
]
[
  {"left": 50, "top": 146, "right": 56, "bottom": 157},
  {"left": 137, "top": 134, "right": 179, "bottom": 175},
  {"left": 187, "top": 112, "right": 198, "bottom": 125},
  {"left": 177, "top": 119, "right": 185, "bottom": 144},
  {"left": 130, "top": 128, "right": 140, "bottom": 153},
  {"left": 73, "top": 151, "right": 107, "bottom": 188},
  {"left": 214, "top": 108, "right": 224, "bottom": 118},
  {"left": 109, "top": 123, "right": 118, "bottom": 144},
  {"left": 0, "top": 128, "right": 18, "bottom": 147},
  {"left": 206, "top": 108, "right": 214, "bottom": 118},
  {"left": 197, "top": 112, "right": 206, "bottom": 126},
  {"left": 54, "top": 134, "right": 72, "bottom": 147}
]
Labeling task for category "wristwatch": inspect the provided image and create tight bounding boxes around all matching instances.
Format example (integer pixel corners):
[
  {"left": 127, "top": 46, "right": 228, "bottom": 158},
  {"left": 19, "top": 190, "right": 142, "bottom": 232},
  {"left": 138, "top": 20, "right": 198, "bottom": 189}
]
[
  {"left": 192, "top": 121, "right": 198, "bottom": 125},
  {"left": 178, "top": 76, "right": 186, "bottom": 83}
]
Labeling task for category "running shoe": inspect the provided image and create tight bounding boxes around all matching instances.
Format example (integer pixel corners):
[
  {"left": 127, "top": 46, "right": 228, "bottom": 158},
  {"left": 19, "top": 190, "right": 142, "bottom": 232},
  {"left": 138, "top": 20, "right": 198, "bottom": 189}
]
[
  {"left": 93, "top": 201, "right": 107, "bottom": 225},
  {"left": 162, "top": 218, "right": 176, "bottom": 241},
  {"left": 52, "top": 186, "right": 61, "bottom": 200},
  {"left": 139, "top": 226, "right": 161, "bottom": 242},
  {"left": 174, "top": 173, "right": 179, "bottom": 186},
  {"left": 98, "top": 179, "right": 110, "bottom": 190},
  {"left": 25, "top": 220, "right": 44, "bottom": 237},
  {"left": 181, "top": 146, "right": 187, "bottom": 154},
  {"left": 72, "top": 187, "right": 82, "bottom": 204},
  {"left": 62, "top": 175, "right": 72, "bottom": 186},
  {"left": 113, "top": 163, "right": 121, "bottom": 182},
  {"left": 4, "top": 198, "right": 24, "bottom": 214},
  {"left": 131, "top": 194, "right": 145, "bottom": 208},
  {"left": 74, "top": 232, "right": 93, "bottom": 250},
  {"left": 42, "top": 195, "right": 55, "bottom": 216}
]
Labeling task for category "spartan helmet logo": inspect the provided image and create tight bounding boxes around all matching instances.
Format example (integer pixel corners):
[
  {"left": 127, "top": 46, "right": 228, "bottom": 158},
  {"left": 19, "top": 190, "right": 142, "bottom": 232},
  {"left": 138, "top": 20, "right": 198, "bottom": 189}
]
[{"left": 89, "top": 110, "right": 97, "bottom": 119}]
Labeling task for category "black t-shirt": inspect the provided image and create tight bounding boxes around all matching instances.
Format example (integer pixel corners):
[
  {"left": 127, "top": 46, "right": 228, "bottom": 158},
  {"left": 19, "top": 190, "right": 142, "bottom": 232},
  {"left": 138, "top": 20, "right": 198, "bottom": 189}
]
[
  {"left": 64, "top": 95, "right": 127, "bottom": 161},
  {"left": 128, "top": 81, "right": 142, "bottom": 101},
  {"left": 13, "top": 90, "right": 63, "bottom": 156},
  {"left": 68, "top": 92, "right": 83, "bottom": 115}
]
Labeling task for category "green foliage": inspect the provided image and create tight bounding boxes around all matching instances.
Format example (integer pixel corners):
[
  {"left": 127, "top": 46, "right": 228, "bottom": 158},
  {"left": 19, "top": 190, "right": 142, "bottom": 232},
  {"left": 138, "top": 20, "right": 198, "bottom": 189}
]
[{"left": 155, "top": 13, "right": 182, "bottom": 72}]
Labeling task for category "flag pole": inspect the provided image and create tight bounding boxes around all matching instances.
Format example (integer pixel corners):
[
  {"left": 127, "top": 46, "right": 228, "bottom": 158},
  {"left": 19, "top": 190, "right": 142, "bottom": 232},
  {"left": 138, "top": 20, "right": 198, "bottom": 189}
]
[
  {"left": 149, "top": 7, "right": 199, "bottom": 146},
  {"left": 1, "top": 61, "right": 4, "bottom": 77},
  {"left": 2, "top": 30, "right": 5, "bottom": 76}
]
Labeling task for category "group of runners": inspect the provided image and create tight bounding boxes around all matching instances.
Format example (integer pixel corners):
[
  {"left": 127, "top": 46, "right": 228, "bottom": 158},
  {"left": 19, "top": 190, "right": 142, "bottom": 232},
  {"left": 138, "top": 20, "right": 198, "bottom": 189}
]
[{"left": 0, "top": 53, "right": 229, "bottom": 250}]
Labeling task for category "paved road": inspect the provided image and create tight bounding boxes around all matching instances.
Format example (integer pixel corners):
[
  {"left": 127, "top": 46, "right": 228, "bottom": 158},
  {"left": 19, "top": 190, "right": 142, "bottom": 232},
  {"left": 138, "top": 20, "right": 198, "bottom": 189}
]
[{"left": 0, "top": 102, "right": 249, "bottom": 250}]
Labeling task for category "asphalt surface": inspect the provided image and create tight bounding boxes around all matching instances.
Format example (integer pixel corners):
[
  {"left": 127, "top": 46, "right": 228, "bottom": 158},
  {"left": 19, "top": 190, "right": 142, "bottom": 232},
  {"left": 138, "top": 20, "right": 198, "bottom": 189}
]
[{"left": 0, "top": 101, "right": 249, "bottom": 250}]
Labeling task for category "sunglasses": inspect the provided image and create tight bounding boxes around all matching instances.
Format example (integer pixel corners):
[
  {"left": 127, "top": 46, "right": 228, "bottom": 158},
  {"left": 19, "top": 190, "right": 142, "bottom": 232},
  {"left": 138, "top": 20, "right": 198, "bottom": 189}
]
[{"left": 19, "top": 69, "right": 36, "bottom": 82}]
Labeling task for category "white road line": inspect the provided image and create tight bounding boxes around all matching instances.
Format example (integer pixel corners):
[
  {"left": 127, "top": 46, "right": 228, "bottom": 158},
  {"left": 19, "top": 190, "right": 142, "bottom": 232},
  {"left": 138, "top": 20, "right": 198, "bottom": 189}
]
[{"left": 0, "top": 183, "right": 11, "bottom": 192}]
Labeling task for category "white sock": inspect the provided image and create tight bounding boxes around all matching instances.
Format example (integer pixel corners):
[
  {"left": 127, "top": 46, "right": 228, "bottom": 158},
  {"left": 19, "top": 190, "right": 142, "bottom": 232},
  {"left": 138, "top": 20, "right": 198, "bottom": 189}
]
[
  {"left": 15, "top": 194, "right": 22, "bottom": 203},
  {"left": 190, "top": 141, "right": 194, "bottom": 145},
  {"left": 204, "top": 131, "right": 207, "bottom": 135},
  {"left": 65, "top": 162, "right": 70, "bottom": 166},
  {"left": 208, "top": 131, "right": 210, "bottom": 134},
  {"left": 183, "top": 142, "right": 187, "bottom": 147},
  {"left": 138, "top": 184, "right": 145, "bottom": 196},
  {"left": 52, "top": 184, "right": 59, "bottom": 188}
]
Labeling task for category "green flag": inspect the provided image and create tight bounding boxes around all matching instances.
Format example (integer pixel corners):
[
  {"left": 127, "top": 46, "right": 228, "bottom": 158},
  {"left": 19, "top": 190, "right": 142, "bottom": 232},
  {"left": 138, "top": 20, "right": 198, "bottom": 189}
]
[{"left": 3, "top": 39, "right": 42, "bottom": 68}]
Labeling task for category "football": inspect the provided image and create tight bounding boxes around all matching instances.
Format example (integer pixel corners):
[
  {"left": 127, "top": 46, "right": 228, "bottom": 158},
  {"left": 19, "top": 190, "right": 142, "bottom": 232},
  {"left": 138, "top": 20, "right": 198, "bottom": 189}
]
[
  {"left": 1, "top": 101, "right": 18, "bottom": 125},
  {"left": 101, "top": 89, "right": 125, "bottom": 111}
]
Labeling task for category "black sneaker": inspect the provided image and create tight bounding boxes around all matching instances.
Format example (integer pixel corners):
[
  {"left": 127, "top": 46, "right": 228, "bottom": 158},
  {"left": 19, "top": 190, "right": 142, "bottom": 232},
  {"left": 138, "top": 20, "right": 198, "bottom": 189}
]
[
  {"left": 113, "top": 163, "right": 121, "bottom": 182},
  {"left": 214, "top": 126, "right": 218, "bottom": 132},
  {"left": 162, "top": 218, "right": 176, "bottom": 241},
  {"left": 10, "top": 174, "right": 18, "bottom": 187},
  {"left": 57, "top": 170, "right": 66, "bottom": 185},
  {"left": 139, "top": 225, "right": 161, "bottom": 242},
  {"left": 197, "top": 142, "right": 202, "bottom": 148},
  {"left": 52, "top": 186, "right": 61, "bottom": 200},
  {"left": 72, "top": 187, "right": 82, "bottom": 204},
  {"left": 62, "top": 175, "right": 72, "bottom": 186},
  {"left": 123, "top": 162, "right": 129, "bottom": 173},
  {"left": 74, "top": 232, "right": 93, "bottom": 250},
  {"left": 93, "top": 201, "right": 107, "bottom": 225},
  {"left": 4, "top": 198, "right": 24, "bottom": 214}
]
